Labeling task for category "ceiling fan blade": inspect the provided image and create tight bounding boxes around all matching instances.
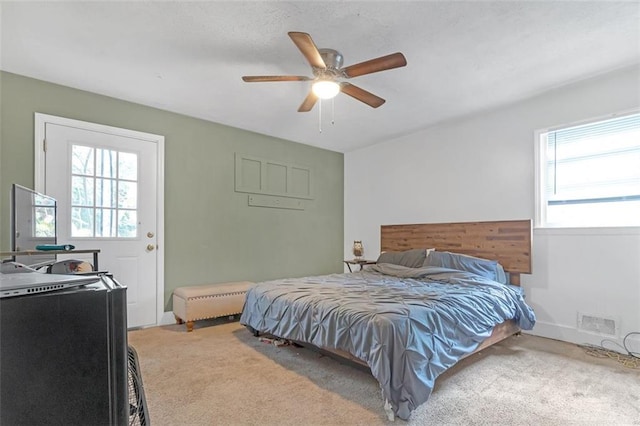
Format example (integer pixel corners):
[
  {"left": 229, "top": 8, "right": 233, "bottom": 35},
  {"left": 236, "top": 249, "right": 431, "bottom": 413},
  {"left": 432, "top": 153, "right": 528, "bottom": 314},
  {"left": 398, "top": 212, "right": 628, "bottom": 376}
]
[
  {"left": 288, "top": 32, "right": 326, "bottom": 69},
  {"left": 340, "top": 83, "right": 386, "bottom": 108},
  {"left": 242, "top": 75, "right": 311, "bottom": 82},
  {"left": 298, "top": 91, "right": 319, "bottom": 112},
  {"left": 341, "top": 52, "right": 407, "bottom": 78}
]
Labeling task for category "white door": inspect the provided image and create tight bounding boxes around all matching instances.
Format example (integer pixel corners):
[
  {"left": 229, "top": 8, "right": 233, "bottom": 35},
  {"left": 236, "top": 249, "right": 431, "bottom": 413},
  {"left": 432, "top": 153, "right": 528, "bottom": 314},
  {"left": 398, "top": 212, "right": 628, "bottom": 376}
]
[{"left": 35, "top": 114, "right": 164, "bottom": 329}]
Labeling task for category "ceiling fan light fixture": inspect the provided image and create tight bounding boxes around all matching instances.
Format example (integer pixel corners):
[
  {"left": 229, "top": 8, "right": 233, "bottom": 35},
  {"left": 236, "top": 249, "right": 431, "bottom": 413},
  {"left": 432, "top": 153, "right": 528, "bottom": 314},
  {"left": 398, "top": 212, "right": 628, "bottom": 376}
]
[{"left": 312, "top": 80, "right": 340, "bottom": 99}]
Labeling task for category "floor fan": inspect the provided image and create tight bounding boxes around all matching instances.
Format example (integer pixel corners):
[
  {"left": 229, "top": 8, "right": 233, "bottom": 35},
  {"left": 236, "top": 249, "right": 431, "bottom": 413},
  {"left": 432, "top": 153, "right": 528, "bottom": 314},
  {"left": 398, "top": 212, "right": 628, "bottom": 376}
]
[{"left": 128, "top": 345, "right": 150, "bottom": 426}]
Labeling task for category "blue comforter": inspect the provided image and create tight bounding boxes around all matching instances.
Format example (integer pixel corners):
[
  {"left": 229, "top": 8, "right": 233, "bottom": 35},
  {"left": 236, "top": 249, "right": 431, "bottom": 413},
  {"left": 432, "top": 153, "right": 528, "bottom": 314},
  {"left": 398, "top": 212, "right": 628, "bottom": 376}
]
[{"left": 240, "top": 264, "right": 536, "bottom": 420}]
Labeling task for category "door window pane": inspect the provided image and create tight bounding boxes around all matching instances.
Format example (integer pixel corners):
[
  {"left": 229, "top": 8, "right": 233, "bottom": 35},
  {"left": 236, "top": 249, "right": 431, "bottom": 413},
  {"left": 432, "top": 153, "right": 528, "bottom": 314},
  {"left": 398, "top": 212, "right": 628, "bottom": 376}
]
[
  {"left": 71, "top": 145, "right": 138, "bottom": 238},
  {"left": 119, "top": 152, "right": 138, "bottom": 180},
  {"left": 118, "top": 210, "right": 137, "bottom": 238},
  {"left": 96, "top": 148, "right": 117, "bottom": 178},
  {"left": 96, "top": 178, "right": 116, "bottom": 208},
  {"left": 72, "top": 145, "right": 94, "bottom": 175},
  {"left": 118, "top": 181, "right": 137, "bottom": 209},
  {"left": 71, "top": 207, "right": 94, "bottom": 237},
  {"left": 96, "top": 208, "right": 116, "bottom": 237},
  {"left": 71, "top": 176, "right": 94, "bottom": 206}
]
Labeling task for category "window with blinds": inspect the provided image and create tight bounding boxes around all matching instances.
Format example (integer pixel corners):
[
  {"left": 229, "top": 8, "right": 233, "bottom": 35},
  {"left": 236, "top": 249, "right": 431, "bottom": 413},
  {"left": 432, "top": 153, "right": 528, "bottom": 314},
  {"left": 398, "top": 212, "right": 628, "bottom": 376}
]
[{"left": 537, "top": 112, "right": 640, "bottom": 227}]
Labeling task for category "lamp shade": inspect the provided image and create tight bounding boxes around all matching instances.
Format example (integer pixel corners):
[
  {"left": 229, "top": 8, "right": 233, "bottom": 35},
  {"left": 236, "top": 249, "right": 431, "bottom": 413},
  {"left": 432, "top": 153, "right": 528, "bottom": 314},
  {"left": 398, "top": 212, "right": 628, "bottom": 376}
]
[{"left": 312, "top": 80, "right": 340, "bottom": 99}]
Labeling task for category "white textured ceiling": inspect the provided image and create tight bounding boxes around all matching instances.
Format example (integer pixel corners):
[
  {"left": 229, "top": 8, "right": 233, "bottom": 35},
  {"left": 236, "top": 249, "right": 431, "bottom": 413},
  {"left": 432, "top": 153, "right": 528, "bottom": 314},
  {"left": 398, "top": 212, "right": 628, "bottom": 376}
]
[{"left": 1, "top": 1, "right": 639, "bottom": 153}]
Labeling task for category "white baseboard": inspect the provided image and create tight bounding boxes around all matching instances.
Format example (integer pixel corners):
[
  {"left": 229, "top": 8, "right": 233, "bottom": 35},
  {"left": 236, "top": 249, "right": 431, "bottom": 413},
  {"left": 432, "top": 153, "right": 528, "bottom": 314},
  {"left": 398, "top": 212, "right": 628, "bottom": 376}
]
[
  {"left": 127, "top": 311, "right": 175, "bottom": 331},
  {"left": 525, "top": 320, "right": 640, "bottom": 350},
  {"left": 159, "top": 311, "right": 176, "bottom": 325}
]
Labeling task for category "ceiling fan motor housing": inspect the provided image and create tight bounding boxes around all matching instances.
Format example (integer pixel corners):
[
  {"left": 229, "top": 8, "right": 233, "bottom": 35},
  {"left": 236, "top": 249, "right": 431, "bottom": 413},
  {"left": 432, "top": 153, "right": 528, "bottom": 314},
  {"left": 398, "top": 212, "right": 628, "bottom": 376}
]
[{"left": 315, "top": 48, "right": 344, "bottom": 78}]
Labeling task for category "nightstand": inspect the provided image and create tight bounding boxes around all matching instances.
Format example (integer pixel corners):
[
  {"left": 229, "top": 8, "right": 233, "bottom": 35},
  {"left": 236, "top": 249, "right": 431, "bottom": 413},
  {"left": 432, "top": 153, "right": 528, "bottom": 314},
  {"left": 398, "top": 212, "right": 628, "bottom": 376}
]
[{"left": 343, "top": 259, "right": 376, "bottom": 272}]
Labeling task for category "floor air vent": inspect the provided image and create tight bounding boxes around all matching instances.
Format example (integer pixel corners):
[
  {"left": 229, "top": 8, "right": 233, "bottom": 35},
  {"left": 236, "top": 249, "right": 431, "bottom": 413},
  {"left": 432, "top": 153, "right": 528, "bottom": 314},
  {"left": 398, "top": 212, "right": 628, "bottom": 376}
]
[{"left": 577, "top": 313, "right": 617, "bottom": 336}]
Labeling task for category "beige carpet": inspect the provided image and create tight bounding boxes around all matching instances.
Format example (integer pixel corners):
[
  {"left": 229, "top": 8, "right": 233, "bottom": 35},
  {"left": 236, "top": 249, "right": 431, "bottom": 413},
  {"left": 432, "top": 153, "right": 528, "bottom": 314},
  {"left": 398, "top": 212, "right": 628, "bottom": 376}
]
[{"left": 128, "top": 319, "right": 640, "bottom": 425}]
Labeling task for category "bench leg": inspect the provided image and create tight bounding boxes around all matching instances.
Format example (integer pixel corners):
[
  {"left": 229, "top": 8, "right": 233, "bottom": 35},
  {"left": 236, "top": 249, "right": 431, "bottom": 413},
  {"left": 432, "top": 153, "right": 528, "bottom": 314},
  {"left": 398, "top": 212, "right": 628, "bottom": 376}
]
[{"left": 174, "top": 314, "right": 193, "bottom": 332}]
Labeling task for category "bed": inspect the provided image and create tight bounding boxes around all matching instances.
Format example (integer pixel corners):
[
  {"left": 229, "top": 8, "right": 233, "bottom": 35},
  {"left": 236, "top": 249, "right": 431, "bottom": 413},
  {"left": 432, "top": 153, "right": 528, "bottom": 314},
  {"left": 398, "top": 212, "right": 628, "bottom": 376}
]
[{"left": 240, "top": 219, "right": 536, "bottom": 420}]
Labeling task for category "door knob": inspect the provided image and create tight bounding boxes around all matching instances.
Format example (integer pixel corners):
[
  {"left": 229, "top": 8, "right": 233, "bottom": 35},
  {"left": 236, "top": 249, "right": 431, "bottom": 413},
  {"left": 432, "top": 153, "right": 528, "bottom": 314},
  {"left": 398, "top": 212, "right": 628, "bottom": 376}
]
[{"left": 146, "top": 244, "right": 156, "bottom": 251}]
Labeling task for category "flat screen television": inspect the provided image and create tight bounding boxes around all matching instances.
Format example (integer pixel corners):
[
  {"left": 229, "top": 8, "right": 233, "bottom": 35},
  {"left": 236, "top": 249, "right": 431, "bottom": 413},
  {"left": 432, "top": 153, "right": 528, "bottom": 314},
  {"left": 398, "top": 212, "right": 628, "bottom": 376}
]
[{"left": 10, "top": 184, "right": 57, "bottom": 266}]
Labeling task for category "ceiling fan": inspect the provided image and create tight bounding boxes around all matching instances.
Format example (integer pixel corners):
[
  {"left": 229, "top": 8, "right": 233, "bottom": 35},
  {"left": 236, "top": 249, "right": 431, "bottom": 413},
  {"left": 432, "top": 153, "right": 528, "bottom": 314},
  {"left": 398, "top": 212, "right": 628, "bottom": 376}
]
[{"left": 242, "top": 32, "right": 407, "bottom": 112}]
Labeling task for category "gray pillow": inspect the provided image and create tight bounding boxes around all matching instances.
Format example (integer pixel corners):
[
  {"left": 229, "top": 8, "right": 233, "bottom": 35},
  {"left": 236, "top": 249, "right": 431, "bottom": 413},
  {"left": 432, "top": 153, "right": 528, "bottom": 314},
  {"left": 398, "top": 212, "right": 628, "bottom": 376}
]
[
  {"left": 423, "top": 251, "right": 507, "bottom": 283},
  {"left": 376, "top": 248, "right": 427, "bottom": 268}
]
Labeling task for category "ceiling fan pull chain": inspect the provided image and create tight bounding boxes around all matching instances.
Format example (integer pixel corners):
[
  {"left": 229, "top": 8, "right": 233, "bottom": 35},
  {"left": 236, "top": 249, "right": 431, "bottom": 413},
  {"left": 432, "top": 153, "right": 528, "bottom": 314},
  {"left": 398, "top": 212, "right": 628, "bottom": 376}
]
[
  {"left": 318, "top": 99, "right": 323, "bottom": 133},
  {"left": 331, "top": 98, "right": 335, "bottom": 125}
]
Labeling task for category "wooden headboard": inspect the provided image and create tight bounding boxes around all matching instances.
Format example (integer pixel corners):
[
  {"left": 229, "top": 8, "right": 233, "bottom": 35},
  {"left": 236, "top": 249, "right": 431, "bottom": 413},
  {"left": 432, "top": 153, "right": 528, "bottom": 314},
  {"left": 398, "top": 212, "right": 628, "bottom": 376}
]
[{"left": 381, "top": 219, "right": 532, "bottom": 285}]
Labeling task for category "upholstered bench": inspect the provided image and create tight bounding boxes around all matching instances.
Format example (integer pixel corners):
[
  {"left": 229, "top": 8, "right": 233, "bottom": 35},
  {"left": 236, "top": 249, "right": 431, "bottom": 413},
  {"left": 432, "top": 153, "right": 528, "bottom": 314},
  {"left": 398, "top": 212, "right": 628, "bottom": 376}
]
[{"left": 172, "top": 281, "right": 253, "bottom": 332}]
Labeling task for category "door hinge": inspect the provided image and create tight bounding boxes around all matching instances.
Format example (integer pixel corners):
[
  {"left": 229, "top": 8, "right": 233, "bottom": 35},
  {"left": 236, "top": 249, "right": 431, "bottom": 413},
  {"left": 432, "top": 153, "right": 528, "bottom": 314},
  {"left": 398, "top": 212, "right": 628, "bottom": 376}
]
[{"left": 43, "top": 138, "right": 47, "bottom": 152}]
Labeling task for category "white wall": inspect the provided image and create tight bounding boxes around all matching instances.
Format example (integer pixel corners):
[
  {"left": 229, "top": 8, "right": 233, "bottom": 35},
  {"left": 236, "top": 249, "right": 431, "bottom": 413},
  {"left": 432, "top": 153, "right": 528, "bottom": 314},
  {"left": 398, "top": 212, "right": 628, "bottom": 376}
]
[{"left": 345, "top": 65, "right": 640, "bottom": 348}]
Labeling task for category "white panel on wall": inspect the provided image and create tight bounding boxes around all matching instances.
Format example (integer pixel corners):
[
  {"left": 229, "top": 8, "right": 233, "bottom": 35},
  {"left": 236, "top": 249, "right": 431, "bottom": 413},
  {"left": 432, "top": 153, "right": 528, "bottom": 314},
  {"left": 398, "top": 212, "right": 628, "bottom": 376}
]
[
  {"left": 248, "top": 194, "right": 305, "bottom": 210},
  {"left": 239, "top": 157, "right": 261, "bottom": 192},
  {"left": 235, "top": 153, "right": 313, "bottom": 200},
  {"left": 291, "top": 167, "right": 311, "bottom": 198},
  {"left": 266, "top": 162, "right": 287, "bottom": 194}
]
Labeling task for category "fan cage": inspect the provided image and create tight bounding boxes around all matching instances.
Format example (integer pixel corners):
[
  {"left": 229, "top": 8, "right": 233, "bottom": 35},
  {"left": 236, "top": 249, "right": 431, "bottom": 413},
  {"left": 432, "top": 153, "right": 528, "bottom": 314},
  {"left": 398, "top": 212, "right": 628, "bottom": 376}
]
[{"left": 127, "top": 345, "right": 149, "bottom": 426}]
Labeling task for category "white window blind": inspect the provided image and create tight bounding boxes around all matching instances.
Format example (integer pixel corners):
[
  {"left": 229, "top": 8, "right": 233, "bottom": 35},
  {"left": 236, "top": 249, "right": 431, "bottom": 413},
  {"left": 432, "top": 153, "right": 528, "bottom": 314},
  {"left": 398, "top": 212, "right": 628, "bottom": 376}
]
[{"left": 539, "top": 112, "right": 640, "bottom": 227}]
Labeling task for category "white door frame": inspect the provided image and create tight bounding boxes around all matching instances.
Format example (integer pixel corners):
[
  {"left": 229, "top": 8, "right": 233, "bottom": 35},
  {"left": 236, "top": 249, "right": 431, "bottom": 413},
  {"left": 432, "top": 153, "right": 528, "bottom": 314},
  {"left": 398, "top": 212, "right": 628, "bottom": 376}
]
[{"left": 34, "top": 112, "right": 165, "bottom": 327}]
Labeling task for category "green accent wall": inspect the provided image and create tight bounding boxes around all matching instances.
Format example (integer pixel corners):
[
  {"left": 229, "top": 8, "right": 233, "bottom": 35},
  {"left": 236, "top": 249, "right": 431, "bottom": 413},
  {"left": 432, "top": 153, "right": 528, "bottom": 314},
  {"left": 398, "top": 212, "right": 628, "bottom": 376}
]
[{"left": 0, "top": 71, "right": 344, "bottom": 311}]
